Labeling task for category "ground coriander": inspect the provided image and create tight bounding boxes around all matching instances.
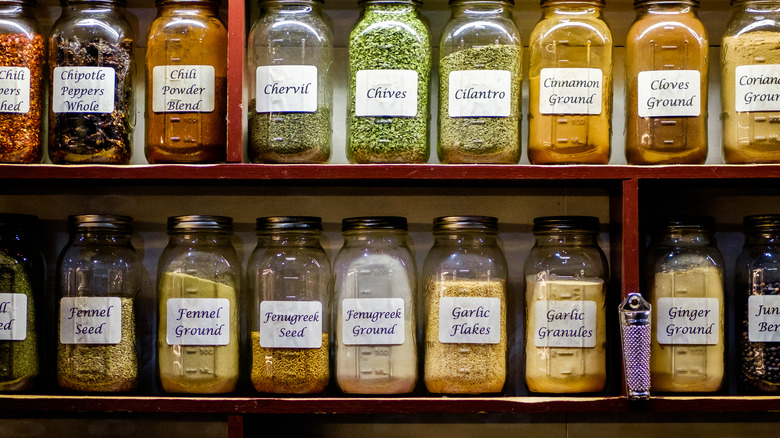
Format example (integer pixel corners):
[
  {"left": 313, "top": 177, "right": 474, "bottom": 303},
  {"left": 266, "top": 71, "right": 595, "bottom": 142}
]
[{"left": 251, "top": 332, "right": 329, "bottom": 394}]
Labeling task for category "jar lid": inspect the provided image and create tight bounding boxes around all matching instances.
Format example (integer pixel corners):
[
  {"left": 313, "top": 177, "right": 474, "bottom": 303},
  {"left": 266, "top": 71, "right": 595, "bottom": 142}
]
[
  {"left": 63, "top": 0, "right": 127, "bottom": 6},
  {"left": 743, "top": 214, "right": 780, "bottom": 232},
  {"left": 167, "top": 215, "right": 233, "bottom": 232},
  {"left": 634, "top": 0, "right": 698, "bottom": 7},
  {"left": 433, "top": 216, "right": 498, "bottom": 232},
  {"left": 0, "top": 0, "right": 36, "bottom": 6},
  {"left": 68, "top": 214, "right": 133, "bottom": 233},
  {"left": 157, "top": 0, "right": 222, "bottom": 5},
  {"left": 358, "top": 0, "right": 422, "bottom": 6},
  {"left": 540, "top": 0, "right": 605, "bottom": 7},
  {"left": 533, "top": 216, "right": 600, "bottom": 233},
  {"left": 256, "top": 216, "right": 322, "bottom": 232},
  {"left": 258, "top": 0, "right": 322, "bottom": 4},
  {"left": 657, "top": 216, "right": 715, "bottom": 233},
  {"left": 449, "top": 0, "right": 513, "bottom": 5},
  {"left": 342, "top": 216, "right": 407, "bottom": 231}
]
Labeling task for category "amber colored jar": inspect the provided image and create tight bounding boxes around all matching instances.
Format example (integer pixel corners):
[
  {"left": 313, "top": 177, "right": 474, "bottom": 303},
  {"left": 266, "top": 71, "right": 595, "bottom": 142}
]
[
  {"left": 528, "top": 0, "right": 613, "bottom": 164},
  {"left": 625, "top": 0, "right": 708, "bottom": 164},
  {"left": 145, "top": 0, "right": 227, "bottom": 163}
]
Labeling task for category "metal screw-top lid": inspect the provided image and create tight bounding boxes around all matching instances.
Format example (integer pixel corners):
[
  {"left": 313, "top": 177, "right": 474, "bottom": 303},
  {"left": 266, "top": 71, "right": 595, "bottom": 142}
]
[
  {"left": 541, "top": 0, "right": 605, "bottom": 7},
  {"left": 533, "top": 215, "right": 600, "bottom": 233},
  {"left": 167, "top": 215, "right": 233, "bottom": 232},
  {"left": 634, "top": 0, "right": 698, "bottom": 7},
  {"left": 68, "top": 214, "right": 133, "bottom": 234},
  {"left": 0, "top": 0, "right": 37, "bottom": 7},
  {"left": 358, "top": 0, "right": 422, "bottom": 6},
  {"left": 449, "top": 0, "right": 513, "bottom": 5},
  {"left": 63, "top": 0, "right": 127, "bottom": 7},
  {"left": 256, "top": 216, "right": 322, "bottom": 232},
  {"left": 658, "top": 216, "right": 715, "bottom": 233},
  {"left": 433, "top": 215, "right": 498, "bottom": 232},
  {"left": 342, "top": 216, "right": 408, "bottom": 232},
  {"left": 743, "top": 214, "right": 780, "bottom": 233}
]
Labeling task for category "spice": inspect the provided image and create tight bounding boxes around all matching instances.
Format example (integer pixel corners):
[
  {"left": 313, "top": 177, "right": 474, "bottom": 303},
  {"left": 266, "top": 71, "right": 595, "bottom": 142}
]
[
  {"left": 424, "top": 279, "right": 506, "bottom": 394},
  {"left": 722, "top": 31, "right": 780, "bottom": 163},
  {"left": 347, "top": 2, "right": 431, "bottom": 163},
  {"left": 0, "top": 33, "right": 44, "bottom": 163},
  {"left": 525, "top": 278, "right": 606, "bottom": 393},
  {"left": 251, "top": 332, "right": 329, "bottom": 394},
  {"left": 57, "top": 297, "right": 137, "bottom": 392},
  {"left": 0, "top": 251, "right": 38, "bottom": 391},
  {"left": 248, "top": 106, "right": 331, "bottom": 163},
  {"left": 49, "top": 37, "right": 134, "bottom": 164},
  {"left": 739, "top": 280, "right": 780, "bottom": 392},
  {"left": 439, "top": 45, "right": 522, "bottom": 164},
  {"left": 158, "top": 271, "right": 239, "bottom": 394}
]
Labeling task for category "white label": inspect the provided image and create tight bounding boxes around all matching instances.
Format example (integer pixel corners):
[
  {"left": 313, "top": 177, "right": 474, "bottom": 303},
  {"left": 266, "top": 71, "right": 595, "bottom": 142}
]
[
  {"left": 0, "top": 67, "right": 30, "bottom": 113},
  {"left": 52, "top": 66, "right": 115, "bottom": 113},
  {"left": 735, "top": 65, "right": 780, "bottom": 112},
  {"left": 448, "top": 70, "right": 511, "bottom": 117},
  {"left": 259, "top": 301, "right": 322, "bottom": 348},
  {"left": 355, "top": 69, "right": 418, "bottom": 117},
  {"left": 656, "top": 297, "right": 719, "bottom": 345},
  {"left": 748, "top": 295, "right": 780, "bottom": 342},
  {"left": 152, "top": 65, "right": 215, "bottom": 113},
  {"left": 637, "top": 70, "right": 701, "bottom": 117},
  {"left": 341, "top": 298, "right": 404, "bottom": 345},
  {"left": 255, "top": 65, "right": 317, "bottom": 113},
  {"left": 437, "top": 297, "right": 500, "bottom": 344},
  {"left": 533, "top": 300, "right": 597, "bottom": 348},
  {"left": 59, "top": 297, "right": 121, "bottom": 345},
  {"left": 538, "top": 68, "right": 602, "bottom": 115},
  {"left": 166, "top": 298, "right": 230, "bottom": 346},
  {"left": 0, "top": 293, "right": 26, "bottom": 341}
]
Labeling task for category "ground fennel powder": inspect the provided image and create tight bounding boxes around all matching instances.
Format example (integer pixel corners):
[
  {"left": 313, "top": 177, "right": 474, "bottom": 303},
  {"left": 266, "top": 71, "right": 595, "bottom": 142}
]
[{"left": 251, "top": 332, "right": 329, "bottom": 394}]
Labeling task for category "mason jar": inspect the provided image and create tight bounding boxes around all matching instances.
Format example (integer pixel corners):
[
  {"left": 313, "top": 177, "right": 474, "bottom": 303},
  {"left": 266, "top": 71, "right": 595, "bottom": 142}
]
[
  {"left": 736, "top": 214, "right": 780, "bottom": 393},
  {"left": 56, "top": 214, "right": 141, "bottom": 393},
  {"left": 0, "top": 0, "right": 45, "bottom": 163},
  {"left": 145, "top": 0, "right": 227, "bottom": 163},
  {"left": 528, "top": 0, "right": 613, "bottom": 164},
  {"left": 247, "top": 0, "right": 333, "bottom": 163},
  {"left": 524, "top": 216, "right": 609, "bottom": 393},
  {"left": 438, "top": 0, "right": 522, "bottom": 164},
  {"left": 247, "top": 216, "right": 331, "bottom": 394},
  {"left": 49, "top": 0, "right": 135, "bottom": 164},
  {"left": 722, "top": 0, "right": 780, "bottom": 163},
  {"left": 626, "top": 0, "right": 708, "bottom": 164},
  {"left": 157, "top": 215, "right": 240, "bottom": 394},
  {"left": 422, "top": 216, "right": 507, "bottom": 394},
  {"left": 333, "top": 216, "right": 418, "bottom": 394},
  {"left": 0, "top": 214, "right": 43, "bottom": 391},
  {"left": 347, "top": 0, "right": 431, "bottom": 163},
  {"left": 645, "top": 217, "right": 725, "bottom": 393}
]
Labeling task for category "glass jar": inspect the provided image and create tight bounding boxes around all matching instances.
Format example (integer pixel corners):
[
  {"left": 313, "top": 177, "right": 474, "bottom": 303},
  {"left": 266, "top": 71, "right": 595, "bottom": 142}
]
[
  {"left": 722, "top": 0, "right": 780, "bottom": 163},
  {"left": 145, "top": 0, "right": 227, "bottom": 164},
  {"left": 524, "top": 216, "right": 608, "bottom": 393},
  {"left": 49, "top": 0, "right": 135, "bottom": 164},
  {"left": 0, "top": 214, "right": 42, "bottom": 391},
  {"left": 157, "top": 215, "right": 240, "bottom": 394},
  {"left": 438, "top": 0, "right": 522, "bottom": 164},
  {"left": 0, "top": 0, "right": 44, "bottom": 163},
  {"left": 527, "top": 0, "right": 612, "bottom": 164},
  {"left": 333, "top": 216, "right": 418, "bottom": 394},
  {"left": 56, "top": 214, "right": 141, "bottom": 392},
  {"left": 422, "top": 216, "right": 507, "bottom": 394},
  {"left": 736, "top": 215, "right": 780, "bottom": 393},
  {"left": 645, "top": 217, "right": 725, "bottom": 393},
  {"left": 247, "top": 216, "right": 331, "bottom": 394},
  {"left": 347, "top": 0, "right": 431, "bottom": 163},
  {"left": 247, "top": 0, "right": 333, "bottom": 164},
  {"left": 626, "top": 0, "right": 708, "bottom": 165}
]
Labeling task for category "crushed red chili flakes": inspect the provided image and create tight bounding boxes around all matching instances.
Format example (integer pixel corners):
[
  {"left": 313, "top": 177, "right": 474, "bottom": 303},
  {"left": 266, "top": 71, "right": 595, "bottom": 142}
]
[{"left": 0, "top": 33, "right": 45, "bottom": 163}]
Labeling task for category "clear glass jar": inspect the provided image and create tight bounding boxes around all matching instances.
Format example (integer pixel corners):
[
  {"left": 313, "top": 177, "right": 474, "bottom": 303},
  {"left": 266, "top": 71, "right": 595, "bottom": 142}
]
[
  {"left": 736, "top": 215, "right": 780, "bottom": 393},
  {"left": 645, "top": 217, "right": 725, "bottom": 393},
  {"left": 347, "top": 0, "right": 431, "bottom": 163},
  {"left": 722, "top": 0, "right": 780, "bottom": 163},
  {"left": 528, "top": 0, "right": 612, "bottom": 164},
  {"left": 0, "top": 0, "right": 44, "bottom": 163},
  {"left": 247, "top": 0, "right": 333, "bottom": 163},
  {"left": 422, "top": 216, "right": 507, "bottom": 394},
  {"left": 524, "top": 216, "right": 608, "bottom": 393},
  {"left": 49, "top": 0, "right": 135, "bottom": 164},
  {"left": 0, "top": 214, "right": 42, "bottom": 391},
  {"left": 157, "top": 215, "right": 240, "bottom": 394},
  {"left": 56, "top": 214, "right": 141, "bottom": 393},
  {"left": 247, "top": 216, "right": 331, "bottom": 394},
  {"left": 145, "top": 0, "right": 227, "bottom": 164},
  {"left": 333, "top": 216, "right": 418, "bottom": 394},
  {"left": 438, "top": 0, "right": 522, "bottom": 164},
  {"left": 626, "top": 0, "right": 708, "bottom": 164}
]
